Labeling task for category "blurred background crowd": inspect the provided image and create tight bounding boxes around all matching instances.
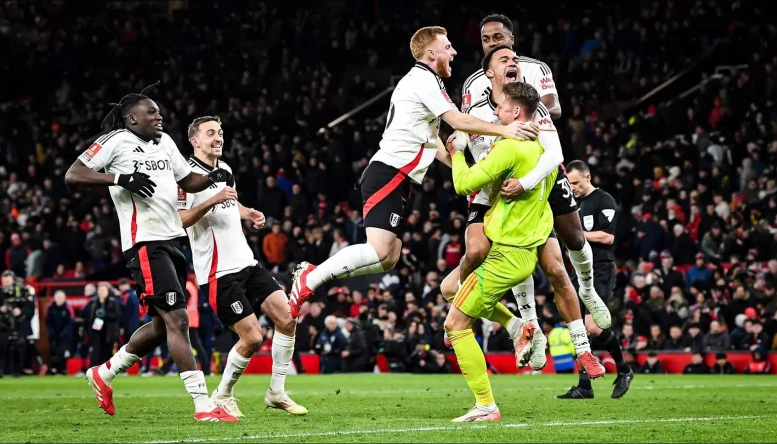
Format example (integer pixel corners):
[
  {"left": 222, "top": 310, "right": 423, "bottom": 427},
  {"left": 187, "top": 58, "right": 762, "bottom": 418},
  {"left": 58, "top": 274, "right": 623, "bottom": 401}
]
[{"left": 0, "top": 0, "right": 775, "bottom": 376}]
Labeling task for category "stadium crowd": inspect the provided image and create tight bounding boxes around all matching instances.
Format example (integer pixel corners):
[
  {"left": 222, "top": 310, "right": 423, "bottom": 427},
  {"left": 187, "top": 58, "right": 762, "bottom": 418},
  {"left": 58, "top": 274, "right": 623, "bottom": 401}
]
[{"left": 0, "top": 1, "right": 775, "bottom": 376}]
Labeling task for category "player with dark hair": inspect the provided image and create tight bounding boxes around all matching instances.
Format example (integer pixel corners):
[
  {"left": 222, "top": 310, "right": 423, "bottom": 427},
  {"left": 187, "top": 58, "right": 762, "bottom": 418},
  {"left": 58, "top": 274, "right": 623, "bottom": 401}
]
[
  {"left": 65, "top": 83, "right": 238, "bottom": 422},
  {"left": 460, "top": 13, "right": 612, "bottom": 343},
  {"left": 441, "top": 46, "right": 604, "bottom": 377},
  {"left": 560, "top": 161, "right": 634, "bottom": 399},
  {"left": 178, "top": 116, "right": 307, "bottom": 417}
]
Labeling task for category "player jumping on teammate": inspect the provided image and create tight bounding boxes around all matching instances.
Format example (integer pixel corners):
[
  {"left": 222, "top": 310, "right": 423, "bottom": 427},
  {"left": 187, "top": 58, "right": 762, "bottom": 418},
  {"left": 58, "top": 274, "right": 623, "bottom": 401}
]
[
  {"left": 462, "top": 14, "right": 611, "bottom": 333},
  {"left": 440, "top": 45, "right": 604, "bottom": 377},
  {"left": 178, "top": 116, "right": 307, "bottom": 416},
  {"left": 446, "top": 82, "right": 553, "bottom": 422},
  {"left": 65, "top": 84, "right": 238, "bottom": 422},
  {"left": 287, "top": 26, "right": 538, "bottom": 317}
]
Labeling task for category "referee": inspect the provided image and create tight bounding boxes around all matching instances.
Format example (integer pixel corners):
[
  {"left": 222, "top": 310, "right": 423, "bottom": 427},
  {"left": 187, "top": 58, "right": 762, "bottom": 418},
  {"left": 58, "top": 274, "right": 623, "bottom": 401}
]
[{"left": 558, "top": 160, "right": 634, "bottom": 399}]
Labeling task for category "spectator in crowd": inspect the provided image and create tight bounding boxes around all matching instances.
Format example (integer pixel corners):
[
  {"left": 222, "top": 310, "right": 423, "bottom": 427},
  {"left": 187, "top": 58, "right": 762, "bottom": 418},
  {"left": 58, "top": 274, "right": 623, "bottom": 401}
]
[
  {"left": 703, "top": 320, "right": 731, "bottom": 352},
  {"left": 81, "top": 282, "right": 122, "bottom": 368},
  {"left": 686, "top": 254, "right": 713, "bottom": 289},
  {"left": 711, "top": 352, "right": 735, "bottom": 374},
  {"left": 548, "top": 320, "right": 575, "bottom": 374},
  {"left": 263, "top": 222, "right": 288, "bottom": 270},
  {"left": 739, "top": 321, "right": 770, "bottom": 351},
  {"left": 744, "top": 346, "right": 772, "bottom": 374},
  {"left": 117, "top": 278, "right": 139, "bottom": 345},
  {"left": 316, "top": 316, "right": 347, "bottom": 374},
  {"left": 664, "top": 325, "right": 692, "bottom": 351},
  {"left": 329, "top": 229, "right": 350, "bottom": 258},
  {"left": 638, "top": 351, "right": 665, "bottom": 374},
  {"left": 45, "top": 290, "right": 73, "bottom": 375},
  {"left": 647, "top": 324, "right": 666, "bottom": 350},
  {"left": 486, "top": 322, "right": 513, "bottom": 353},
  {"left": 686, "top": 322, "right": 704, "bottom": 353},
  {"left": 683, "top": 352, "right": 711, "bottom": 374},
  {"left": 657, "top": 251, "right": 686, "bottom": 294},
  {"left": 342, "top": 318, "right": 372, "bottom": 372}
]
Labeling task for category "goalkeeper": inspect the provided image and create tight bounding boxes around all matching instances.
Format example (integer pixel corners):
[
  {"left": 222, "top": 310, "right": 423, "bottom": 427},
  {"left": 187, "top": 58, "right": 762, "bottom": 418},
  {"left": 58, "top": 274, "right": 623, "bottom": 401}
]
[{"left": 445, "top": 82, "right": 555, "bottom": 423}]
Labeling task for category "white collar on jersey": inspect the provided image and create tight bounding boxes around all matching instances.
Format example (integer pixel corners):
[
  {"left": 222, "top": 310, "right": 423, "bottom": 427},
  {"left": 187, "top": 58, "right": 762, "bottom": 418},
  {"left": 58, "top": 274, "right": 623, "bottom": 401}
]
[{"left": 189, "top": 155, "right": 215, "bottom": 172}]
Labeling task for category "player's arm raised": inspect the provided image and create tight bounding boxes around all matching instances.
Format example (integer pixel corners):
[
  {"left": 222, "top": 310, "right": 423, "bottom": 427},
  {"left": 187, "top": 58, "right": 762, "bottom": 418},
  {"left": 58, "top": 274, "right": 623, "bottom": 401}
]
[
  {"left": 450, "top": 143, "right": 511, "bottom": 195},
  {"left": 177, "top": 187, "right": 237, "bottom": 228}
]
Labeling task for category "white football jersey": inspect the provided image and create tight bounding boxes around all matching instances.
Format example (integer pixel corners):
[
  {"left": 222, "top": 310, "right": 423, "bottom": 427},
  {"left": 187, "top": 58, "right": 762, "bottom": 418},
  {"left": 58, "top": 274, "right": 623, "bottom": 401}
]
[
  {"left": 178, "top": 157, "right": 257, "bottom": 285},
  {"left": 371, "top": 62, "right": 457, "bottom": 184},
  {"left": 78, "top": 129, "right": 192, "bottom": 251},
  {"left": 462, "top": 56, "right": 557, "bottom": 113},
  {"left": 455, "top": 95, "right": 560, "bottom": 206}
]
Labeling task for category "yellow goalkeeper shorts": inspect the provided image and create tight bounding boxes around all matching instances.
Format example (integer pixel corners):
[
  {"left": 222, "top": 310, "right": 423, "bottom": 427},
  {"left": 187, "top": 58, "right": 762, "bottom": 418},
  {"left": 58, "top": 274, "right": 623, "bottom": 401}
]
[{"left": 453, "top": 243, "right": 537, "bottom": 319}]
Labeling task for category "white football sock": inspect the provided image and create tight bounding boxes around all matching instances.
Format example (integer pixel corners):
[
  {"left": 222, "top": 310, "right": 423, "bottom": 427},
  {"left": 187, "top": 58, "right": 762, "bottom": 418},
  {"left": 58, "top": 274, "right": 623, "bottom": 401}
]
[
  {"left": 216, "top": 346, "right": 251, "bottom": 398},
  {"left": 512, "top": 278, "right": 540, "bottom": 329},
  {"left": 180, "top": 370, "right": 214, "bottom": 413},
  {"left": 567, "top": 319, "right": 591, "bottom": 355},
  {"left": 269, "top": 332, "right": 295, "bottom": 392},
  {"left": 306, "top": 243, "right": 382, "bottom": 290},
  {"left": 569, "top": 241, "right": 594, "bottom": 290},
  {"left": 98, "top": 345, "right": 140, "bottom": 384}
]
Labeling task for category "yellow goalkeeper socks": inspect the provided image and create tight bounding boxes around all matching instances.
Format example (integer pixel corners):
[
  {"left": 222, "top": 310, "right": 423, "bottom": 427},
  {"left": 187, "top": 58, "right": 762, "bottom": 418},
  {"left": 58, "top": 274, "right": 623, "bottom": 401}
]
[
  {"left": 490, "top": 303, "right": 515, "bottom": 329},
  {"left": 448, "top": 329, "right": 495, "bottom": 406}
]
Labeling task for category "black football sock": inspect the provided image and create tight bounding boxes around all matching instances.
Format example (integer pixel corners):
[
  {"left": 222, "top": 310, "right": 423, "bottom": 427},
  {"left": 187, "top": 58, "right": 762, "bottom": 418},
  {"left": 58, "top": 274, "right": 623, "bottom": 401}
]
[
  {"left": 598, "top": 329, "right": 628, "bottom": 373},
  {"left": 578, "top": 368, "right": 592, "bottom": 390}
]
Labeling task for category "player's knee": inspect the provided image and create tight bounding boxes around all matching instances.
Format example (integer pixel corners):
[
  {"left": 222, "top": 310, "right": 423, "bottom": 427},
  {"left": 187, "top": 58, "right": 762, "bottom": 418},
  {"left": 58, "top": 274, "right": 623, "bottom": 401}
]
[
  {"left": 561, "top": 229, "right": 586, "bottom": 252},
  {"left": 242, "top": 328, "right": 263, "bottom": 354},
  {"left": 545, "top": 262, "right": 572, "bottom": 291},
  {"left": 276, "top": 316, "right": 297, "bottom": 337},
  {"left": 165, "top": 310, "right": 190, "bottom": 335},
  {"left": 443, "top": 317, "right": 456, "bottom": 333},
  {"left": 464, "top": 241, "right": 488, "bottom": 264},
  {"left": 440, "top": 276, "right": 457, "bottom": 300}
]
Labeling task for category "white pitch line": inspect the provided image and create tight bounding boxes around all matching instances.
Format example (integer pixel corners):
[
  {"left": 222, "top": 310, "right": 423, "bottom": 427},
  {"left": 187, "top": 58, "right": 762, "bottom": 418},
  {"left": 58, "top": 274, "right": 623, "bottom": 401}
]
[
  {"left": 147, "top": 414, "right": 774, "bottom": 443},
  {"left": 8, "top": 382, "right": 777, "bottom": 400}
]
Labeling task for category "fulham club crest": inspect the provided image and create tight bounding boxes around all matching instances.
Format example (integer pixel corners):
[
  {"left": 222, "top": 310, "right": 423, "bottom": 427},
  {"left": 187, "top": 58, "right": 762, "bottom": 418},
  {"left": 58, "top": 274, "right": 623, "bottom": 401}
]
[
  {"left": 166, "top": 292, "right": 177, "bottom": 306},
  {"left": 231, "top": 301, "right": 243, "bottom": 314},
  {"left": 389, "top": 213, "right": 400, "bottom": 227}
]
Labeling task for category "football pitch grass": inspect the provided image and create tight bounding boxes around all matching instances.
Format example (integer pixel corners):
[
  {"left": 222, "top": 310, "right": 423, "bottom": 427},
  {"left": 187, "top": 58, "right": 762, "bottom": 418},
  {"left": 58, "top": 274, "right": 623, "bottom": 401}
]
[{"left": 2, "top": 374, "right": 776, "bottom": 442}]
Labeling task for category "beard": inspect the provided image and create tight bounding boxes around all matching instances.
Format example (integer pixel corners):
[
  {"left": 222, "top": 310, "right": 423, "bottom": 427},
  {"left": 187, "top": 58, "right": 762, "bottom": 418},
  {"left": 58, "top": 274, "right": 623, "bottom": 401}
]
[{"left": 436, "top": 57, "right": 451, "bottom": 78}]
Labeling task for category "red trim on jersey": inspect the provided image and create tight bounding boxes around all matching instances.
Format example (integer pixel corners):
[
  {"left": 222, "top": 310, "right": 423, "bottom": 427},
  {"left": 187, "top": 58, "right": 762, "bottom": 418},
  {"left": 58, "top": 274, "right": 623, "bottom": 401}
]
[
  {"left": 130, "top": 197, "right": 138, "bottom": 245},
  {"left": 363, "top": 144, "right": 425, "bottom": 218},
  {"left": 138, "top": 246, "right": 155, "bottom": 295},
  {"left": 207, "top": 229, "right": 219, "bottom": 314}
]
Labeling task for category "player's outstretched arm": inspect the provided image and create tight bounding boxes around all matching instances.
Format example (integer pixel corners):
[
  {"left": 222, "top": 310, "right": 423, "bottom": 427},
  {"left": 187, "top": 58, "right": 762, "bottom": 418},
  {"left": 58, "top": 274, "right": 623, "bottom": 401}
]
[
  {"left": 441, "top": 110, "right": 536, "bottom": 140},
  {"left": 515, "top": 125, "right": 564, "bottom": 192},
  {"left": 178, "top": 168, "right": 235, "bottom": 193},
  {"left": 238, "top": 203, "right": 266, "bottom": 229},
  {"left": 451, "top": 144, "right": 510, "bottom": 195},
  {"left": 435, "top": 136, "right": 452, "bottom": 167},
  {"left": 178, "top": 187, "right": 237, "bottom": 228},
  {"left": 65, "top": 159, "right": 116, "bottom": 187}
]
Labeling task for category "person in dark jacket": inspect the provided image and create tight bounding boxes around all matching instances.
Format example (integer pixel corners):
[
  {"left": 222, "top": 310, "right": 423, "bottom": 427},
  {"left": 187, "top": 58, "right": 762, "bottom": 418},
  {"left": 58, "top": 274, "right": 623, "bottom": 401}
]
[
  {"left": 663, "top": 325, "right": 692, "bottom": 350},
  {"left": 486, "top": 322, "right": 514, "bottom": 352},
  {"left": 638, "top": 352, "right": 665, "bottom": 374},
  {"left": 744, "top": 346, "right": 772, "bottom": 374},
  {"left": 657, "top": 251, "right": 686, "bottom": 293},
  {"left": 81, "top": 282, "right": 123, "bottom": 368},
  {"left": 711, "top": 353, "right": 735, "bottom": 374},
  {"left": 342, "top": 319, "right": 372, "bottom": 372},
  {"left": 686, "top": 322, "right": 704, "bottom": 353},
  {"left": 683, "top": 352, "right": 711, "bottom": 374},
  {"left": 46, "top": 290, "right": 74, "bottom": 375},
  {"left": 117, "top": 278, "right": 139, "bottom": 345},
  {"left": 315, "top": 315, "right": 347, "bottom": 374},
  {"left": 702, "top": 320, "right": 731, "bottom": 352}
]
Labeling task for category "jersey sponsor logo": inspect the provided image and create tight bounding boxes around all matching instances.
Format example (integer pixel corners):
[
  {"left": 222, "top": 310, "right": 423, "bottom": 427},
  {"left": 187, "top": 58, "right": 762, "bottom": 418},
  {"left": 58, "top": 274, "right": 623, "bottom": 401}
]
[
  {"left": 602, "top": 209, "right": 615, "bottom": 222},
  {"left": 538, "top": 117, "right": 552, "bottom": 126},
  {"left": 441, "top": 89, "right": 454, "bottom": 104},
  {"left": 540, "top": 77, "right": 555, "bottom": 90},
  {"left": 166, "top": 292, "right": 177, "bottom": 306},
  {"left": 230, "top": 301, "right": 243, "bottom": 314},
  {"left": 583, "top": 215, "right": 594, "bottom": 231},
  {"left": 134, "top": 159, "right": 172, "bottom": 172},
  {"left": 469, "top": 133, "right": 484, "bottom": 144},
  {"left": 462, "top": 93, "right": 472, "bottom": 111},
  {"left": 389, "top": 213, "right": 400, "bottom": 228},
  {"left": 83, "top": 142, "right": 102, "bottom": 160}
]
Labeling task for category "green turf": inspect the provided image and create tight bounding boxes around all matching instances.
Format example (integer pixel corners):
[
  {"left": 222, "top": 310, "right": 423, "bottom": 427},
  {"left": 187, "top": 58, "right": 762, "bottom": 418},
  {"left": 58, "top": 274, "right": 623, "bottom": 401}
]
[{"left": 1, "top": 373, "right": 776, "bottom": 442}]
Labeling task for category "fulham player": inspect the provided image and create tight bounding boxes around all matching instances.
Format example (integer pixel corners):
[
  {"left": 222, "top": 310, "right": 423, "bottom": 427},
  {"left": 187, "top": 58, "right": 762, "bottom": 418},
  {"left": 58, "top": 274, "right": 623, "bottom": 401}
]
[
  {"left": 560, "top": 161, "right": 633, "bottom": 399},
  {"left": 178, "top": 116, "right": 307, "bottom": 416},
  {"left": 440, "top": 46, "right": 603, "bottom": 378},
  {"left": 65, "top": 85, "right": 237, "bottom": 422},
  {"left": 462, "top": 13, "right": 611, "bottom": 332},
  {"left": 287, "top": 26, "right": 538, "bottom": 317}
]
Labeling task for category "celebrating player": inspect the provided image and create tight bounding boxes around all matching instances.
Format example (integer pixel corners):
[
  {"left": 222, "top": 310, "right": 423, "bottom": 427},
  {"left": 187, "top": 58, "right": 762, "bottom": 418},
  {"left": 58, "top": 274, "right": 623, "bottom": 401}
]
[
  {"left": 65, "top": 84, "right": 238, "bottom": 422},
  {"left": 462, "top": 13, "right": 611, "bottom": 331},
  {"left": 560, "top": 161, "right": 634, "bottom": 399},
  {"left": 287, "top": 26, "right": 538, "bottom": 317},
  {"left": 178, "top": 116, "right": 307, "bottom": 416},
  {"left": 445, "top": 82, "right": 552, "bottom": 422},
  {"left": 441, "top": 46, "right": 604, "bottom": 377}
]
